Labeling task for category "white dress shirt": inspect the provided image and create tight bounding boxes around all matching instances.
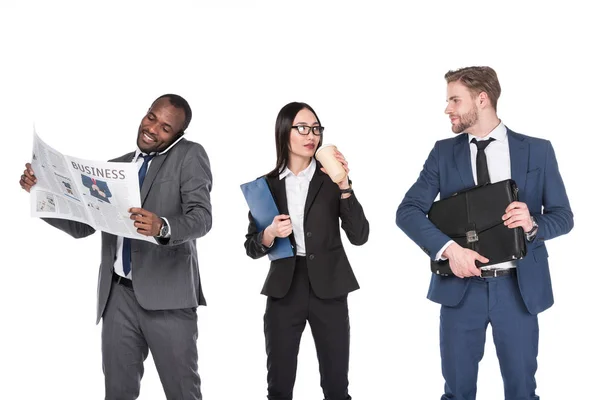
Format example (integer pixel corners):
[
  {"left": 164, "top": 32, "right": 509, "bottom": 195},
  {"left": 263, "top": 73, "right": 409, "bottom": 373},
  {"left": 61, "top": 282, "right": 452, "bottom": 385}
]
[
  {"left": 279, "top": 158, "right": 317, "bottom": 257},
  {"left": 113, "top": 135, "right": 183, "bottom": 279},
  {"left": 436, "top": 122, "right": 517, "bottom": 270}
]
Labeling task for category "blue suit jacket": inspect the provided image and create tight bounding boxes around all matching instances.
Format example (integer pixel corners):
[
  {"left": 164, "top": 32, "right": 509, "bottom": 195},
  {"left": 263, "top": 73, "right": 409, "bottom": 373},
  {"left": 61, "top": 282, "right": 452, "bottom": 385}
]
[{"left": 396, "top": 128, "right": 573, "bottom": 315}]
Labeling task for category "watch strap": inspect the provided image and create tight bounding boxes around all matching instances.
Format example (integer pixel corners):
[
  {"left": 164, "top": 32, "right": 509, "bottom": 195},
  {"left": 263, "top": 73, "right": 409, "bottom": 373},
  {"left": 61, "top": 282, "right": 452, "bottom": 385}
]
[{"left": 525, "top": 216, "right": 538, "bottom": 241}]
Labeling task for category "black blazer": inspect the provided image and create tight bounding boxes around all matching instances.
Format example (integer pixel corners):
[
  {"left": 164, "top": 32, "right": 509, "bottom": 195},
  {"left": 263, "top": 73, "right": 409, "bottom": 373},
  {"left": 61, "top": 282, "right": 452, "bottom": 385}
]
[{"left": 244, "top": 166, "right": 369, "bottom": 299}]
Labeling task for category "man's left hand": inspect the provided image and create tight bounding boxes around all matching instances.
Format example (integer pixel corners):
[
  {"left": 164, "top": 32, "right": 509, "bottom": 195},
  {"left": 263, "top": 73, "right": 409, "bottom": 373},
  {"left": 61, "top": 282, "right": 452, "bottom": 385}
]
[
  {"left": 130, "top": 207, "right": 163, "bottom": 236},
  {"left": 503, "top": 201, "right": 533, "bottom": 231}
]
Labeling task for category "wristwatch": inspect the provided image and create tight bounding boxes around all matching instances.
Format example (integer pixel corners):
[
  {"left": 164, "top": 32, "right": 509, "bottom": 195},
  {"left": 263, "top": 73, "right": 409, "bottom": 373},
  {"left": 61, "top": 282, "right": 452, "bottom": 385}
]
[
  {"left": 340, "top": 181, "right": 353, "bottom": 196},
  {"left": 157, "top": 218, "right": 170, "bottom": 238},
  {"left": 525, "top": 216, "right": 538, "bottom": 241}
]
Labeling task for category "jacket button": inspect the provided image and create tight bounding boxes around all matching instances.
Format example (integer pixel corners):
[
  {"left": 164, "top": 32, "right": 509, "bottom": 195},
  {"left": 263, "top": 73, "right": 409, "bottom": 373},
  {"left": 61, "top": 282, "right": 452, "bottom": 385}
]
[
  {"left": 308, "top": 254, "right": 315, "bottom": 260},
  {"left": 306, "top": 232, "right": 312, "bottom": 238}
]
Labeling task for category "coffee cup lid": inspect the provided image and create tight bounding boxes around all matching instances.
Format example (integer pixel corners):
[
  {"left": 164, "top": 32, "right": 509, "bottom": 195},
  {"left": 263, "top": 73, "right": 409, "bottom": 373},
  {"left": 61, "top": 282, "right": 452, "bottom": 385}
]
[{"left": 315, "top": 144, "right": 336, "bottom": 155}]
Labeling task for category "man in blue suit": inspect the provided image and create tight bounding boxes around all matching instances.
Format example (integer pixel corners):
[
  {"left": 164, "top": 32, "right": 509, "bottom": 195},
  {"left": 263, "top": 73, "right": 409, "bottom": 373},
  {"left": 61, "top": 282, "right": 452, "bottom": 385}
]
[{"left": 396, "top": 66, "right": 573, "bottom": 400}]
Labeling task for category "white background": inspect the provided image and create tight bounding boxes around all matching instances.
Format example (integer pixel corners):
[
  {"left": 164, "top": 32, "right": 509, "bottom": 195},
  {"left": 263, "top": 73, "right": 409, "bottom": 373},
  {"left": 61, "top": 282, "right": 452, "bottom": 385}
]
[{"left": 1, "top": 1, "right": 597, "bottom": 399}]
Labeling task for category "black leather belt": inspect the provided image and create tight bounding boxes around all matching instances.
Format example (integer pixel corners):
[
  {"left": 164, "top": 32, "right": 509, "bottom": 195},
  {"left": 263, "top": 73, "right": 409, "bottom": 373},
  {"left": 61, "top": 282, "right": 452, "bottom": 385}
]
[
  {"left": 480, "top": 268, "right": 516, "bottom": 278},
  {"left": 112, "top": 271, "right": 133, "bottom": 288}
]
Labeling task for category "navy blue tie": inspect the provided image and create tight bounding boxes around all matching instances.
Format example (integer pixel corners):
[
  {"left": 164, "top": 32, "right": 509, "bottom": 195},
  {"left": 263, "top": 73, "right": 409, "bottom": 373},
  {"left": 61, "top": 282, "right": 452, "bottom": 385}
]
[{"left": 122, "top": 154, "right": 155, "bottom": 276}]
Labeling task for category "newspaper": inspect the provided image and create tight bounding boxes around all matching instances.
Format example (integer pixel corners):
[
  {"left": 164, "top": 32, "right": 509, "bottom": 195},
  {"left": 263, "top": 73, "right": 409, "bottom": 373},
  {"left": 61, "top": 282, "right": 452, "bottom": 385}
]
[{"left": 30, "top": 131, "right": 156, "bottom": 243}]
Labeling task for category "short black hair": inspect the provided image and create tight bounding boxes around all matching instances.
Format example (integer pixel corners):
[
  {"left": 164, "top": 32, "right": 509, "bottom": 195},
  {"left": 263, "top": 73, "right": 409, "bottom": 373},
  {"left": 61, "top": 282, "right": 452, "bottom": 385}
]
[{"left": 153, "top": 94, "right": 192, "bottom": 133}]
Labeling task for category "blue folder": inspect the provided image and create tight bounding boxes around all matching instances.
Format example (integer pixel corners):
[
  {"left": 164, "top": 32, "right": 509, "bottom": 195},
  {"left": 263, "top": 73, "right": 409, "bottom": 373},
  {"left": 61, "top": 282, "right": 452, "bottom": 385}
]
[{"left": 240, "top": 177, "right": 294, "bottom": 260}]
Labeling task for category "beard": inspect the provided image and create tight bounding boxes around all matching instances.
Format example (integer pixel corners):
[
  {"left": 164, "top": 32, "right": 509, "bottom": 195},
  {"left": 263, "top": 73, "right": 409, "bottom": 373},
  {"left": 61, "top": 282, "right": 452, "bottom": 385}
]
[{"left": 451, "top": 107, "right": 478, "bottom": 134}]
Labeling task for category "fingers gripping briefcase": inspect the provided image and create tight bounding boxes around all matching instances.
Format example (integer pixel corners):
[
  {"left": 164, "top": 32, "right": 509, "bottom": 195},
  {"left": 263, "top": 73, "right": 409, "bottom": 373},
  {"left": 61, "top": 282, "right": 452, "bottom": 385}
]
[{"left": 427, "top": 179, "right": 527, "bottom": 276}]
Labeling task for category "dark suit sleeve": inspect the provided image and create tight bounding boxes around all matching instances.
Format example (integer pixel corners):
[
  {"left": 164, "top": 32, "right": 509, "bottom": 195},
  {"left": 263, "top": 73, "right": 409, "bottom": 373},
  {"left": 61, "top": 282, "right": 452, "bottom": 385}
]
[
  {"left": 158, "top": 143, "right": 212, "bottom": 245},
  {"left": 339, "top": 191, "right": 369, "bottom": 245},
  {"left": 396, "top": 142, "right": 452, "bottom": 259},
  {"left": 244, "top": 211, "right": 271, "bottom": 259},
  {"left": 534, "top": 141, "right": 574, "bottom": 242},
  {"left": 42, "top": 218, "right": 96, "bottom": 239}
]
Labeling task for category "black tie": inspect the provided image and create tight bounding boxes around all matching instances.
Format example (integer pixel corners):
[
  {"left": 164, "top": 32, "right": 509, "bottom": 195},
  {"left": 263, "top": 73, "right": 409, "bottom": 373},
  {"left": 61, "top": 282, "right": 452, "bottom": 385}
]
[{"left": 471, "top": 138, "right": 495, "bottom": 185}]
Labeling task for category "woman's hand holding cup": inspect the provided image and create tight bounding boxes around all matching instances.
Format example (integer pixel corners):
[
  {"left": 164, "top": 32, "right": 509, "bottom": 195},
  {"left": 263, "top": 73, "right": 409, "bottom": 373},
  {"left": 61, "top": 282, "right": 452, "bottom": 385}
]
[{"left": 317, "top": 145, "right": 351, "bottom": 196}]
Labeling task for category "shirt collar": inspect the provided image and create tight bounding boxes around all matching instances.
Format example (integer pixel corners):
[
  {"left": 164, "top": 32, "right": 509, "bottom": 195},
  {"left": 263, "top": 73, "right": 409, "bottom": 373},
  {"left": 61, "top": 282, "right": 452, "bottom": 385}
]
[
  {"left": 133, "top": 134, "right": 184, "bottom": 161},
  {"left": 279, "top": 158, "right": 317, "bottom": 180},
  {"left": 468, "top": 121, "right": 507, "bottom": 143}
]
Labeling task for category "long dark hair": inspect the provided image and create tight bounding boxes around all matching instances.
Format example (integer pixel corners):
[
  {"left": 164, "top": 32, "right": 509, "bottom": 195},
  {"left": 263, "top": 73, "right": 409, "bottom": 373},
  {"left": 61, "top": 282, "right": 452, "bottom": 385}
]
[{"left": 267, "top": 102, "right": 323, "bottom": 177}]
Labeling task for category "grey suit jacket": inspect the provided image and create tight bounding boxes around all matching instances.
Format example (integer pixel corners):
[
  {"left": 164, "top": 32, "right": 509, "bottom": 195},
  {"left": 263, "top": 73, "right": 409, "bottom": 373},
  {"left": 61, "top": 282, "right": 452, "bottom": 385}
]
[{"left": 44, "top": 138, "right": 213, "bottom": 323}]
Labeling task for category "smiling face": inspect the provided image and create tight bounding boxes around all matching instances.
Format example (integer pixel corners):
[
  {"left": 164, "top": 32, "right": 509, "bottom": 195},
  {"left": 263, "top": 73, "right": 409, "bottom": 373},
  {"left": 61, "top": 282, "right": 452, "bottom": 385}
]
[
  {"left": 445, "top": 81, "right": 480, "bottom": 134},
  {"left": 136, "top": 97, "right": 186, "bottom": 153},
  {"left": 288, "top": 108, "right": 321, "bottom": 159}
]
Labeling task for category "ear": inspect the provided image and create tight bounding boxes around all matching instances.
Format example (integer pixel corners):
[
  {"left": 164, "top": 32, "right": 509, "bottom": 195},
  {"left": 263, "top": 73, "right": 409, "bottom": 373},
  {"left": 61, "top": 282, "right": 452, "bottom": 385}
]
[{"left": 478, "top": 92, "right": 489, "bottom": 107}]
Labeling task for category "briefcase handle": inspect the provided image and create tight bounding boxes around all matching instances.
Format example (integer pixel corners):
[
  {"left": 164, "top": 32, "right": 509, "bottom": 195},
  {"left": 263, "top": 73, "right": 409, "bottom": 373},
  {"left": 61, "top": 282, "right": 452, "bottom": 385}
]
[{"left": 449, "top": 179, "right": 517, "bottom": 198}]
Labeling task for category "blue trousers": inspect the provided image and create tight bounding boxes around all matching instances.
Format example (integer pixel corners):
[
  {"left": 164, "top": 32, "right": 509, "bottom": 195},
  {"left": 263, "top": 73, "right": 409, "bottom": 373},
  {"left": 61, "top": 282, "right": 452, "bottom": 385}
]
[{"left": 440, "top": 273, "right": 540, "bottom": 400}]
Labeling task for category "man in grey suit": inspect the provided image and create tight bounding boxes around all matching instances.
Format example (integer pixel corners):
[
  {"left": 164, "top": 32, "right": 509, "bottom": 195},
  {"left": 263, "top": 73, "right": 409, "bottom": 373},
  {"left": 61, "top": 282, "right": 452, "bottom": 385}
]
[{"left": 19, "top": 94, "right": 212, "bottom": 400}]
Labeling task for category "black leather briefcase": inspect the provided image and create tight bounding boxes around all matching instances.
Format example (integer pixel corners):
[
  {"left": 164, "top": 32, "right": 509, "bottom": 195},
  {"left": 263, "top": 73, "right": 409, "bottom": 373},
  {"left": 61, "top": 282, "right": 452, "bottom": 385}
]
[{"left": 428, "top": 179, "right": 527, "bottom": 276}]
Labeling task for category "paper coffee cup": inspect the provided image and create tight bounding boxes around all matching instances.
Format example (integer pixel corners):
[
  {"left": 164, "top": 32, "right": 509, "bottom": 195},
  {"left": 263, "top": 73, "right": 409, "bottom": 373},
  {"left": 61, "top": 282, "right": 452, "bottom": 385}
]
[{"left": 315, "top": 144, "right": 346, "bottom": 183}]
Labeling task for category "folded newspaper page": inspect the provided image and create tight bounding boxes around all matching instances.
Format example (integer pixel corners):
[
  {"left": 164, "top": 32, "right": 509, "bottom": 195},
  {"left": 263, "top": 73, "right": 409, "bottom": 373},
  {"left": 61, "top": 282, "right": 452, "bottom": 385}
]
[{"left": 30, "top": 131, "right": 156, "bottom": 243}]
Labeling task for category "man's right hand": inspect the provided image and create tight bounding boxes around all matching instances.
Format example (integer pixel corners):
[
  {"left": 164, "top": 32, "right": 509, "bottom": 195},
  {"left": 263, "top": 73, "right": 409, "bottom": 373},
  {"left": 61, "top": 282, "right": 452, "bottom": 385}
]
[
  {"left": 442, "top": 242, "right": 489, "bottom": 278},
  {"left": 19, "top": 163, "right": 37, "bottom": 193},
  {"left": 261, "top": 214, "right": 292, "bottom": 247}
]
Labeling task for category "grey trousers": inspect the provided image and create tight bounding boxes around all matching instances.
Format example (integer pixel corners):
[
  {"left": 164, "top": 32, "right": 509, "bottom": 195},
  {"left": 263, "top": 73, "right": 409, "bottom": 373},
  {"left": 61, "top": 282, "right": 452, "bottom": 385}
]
[{"left": 101, "top": 280, "right": 202, "bottom": 400}]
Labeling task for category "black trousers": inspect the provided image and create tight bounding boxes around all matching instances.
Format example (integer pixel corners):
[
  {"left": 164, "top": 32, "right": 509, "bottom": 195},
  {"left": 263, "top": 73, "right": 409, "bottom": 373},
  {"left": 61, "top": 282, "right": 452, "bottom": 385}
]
[{"left": 264, "top": 257, "right": 351, "bottom": 400}]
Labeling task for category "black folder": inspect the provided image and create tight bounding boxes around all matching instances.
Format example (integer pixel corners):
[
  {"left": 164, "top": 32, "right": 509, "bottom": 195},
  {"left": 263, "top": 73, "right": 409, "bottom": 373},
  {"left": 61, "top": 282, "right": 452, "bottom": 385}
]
[{"left": 427, "top": 179, "right": 527, "bottom": 276}]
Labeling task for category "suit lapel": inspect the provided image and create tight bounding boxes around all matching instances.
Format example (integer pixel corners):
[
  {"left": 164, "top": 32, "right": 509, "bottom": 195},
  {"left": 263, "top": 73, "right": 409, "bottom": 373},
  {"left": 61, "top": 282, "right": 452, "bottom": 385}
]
[
  {"left": 266, "top": 174, "right": 295, "bottom": 249},
  {"left": 266, "top": 174, "right": 289, "bottom": 216},
  {"left": 507, "top": 128, "right": 529, "bottom": 193},
  {"left": 140, "top": 153, "right": 167, "bottom": 206},
  {"left": 304, "top": 168, "right": 325, "bottom": 216},
  {"left": 454, "top": 134, "right": 475, "bottom": 188},
  {"left": 265, "top": 163, "right": 324, "bottom": 249}
]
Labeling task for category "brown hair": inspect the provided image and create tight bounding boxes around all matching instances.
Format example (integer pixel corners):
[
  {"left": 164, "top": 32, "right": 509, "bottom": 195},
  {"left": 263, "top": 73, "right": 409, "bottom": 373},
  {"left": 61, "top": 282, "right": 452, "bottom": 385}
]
[{"left": 445, "top": 66, "right": 501, "bottom": 111}]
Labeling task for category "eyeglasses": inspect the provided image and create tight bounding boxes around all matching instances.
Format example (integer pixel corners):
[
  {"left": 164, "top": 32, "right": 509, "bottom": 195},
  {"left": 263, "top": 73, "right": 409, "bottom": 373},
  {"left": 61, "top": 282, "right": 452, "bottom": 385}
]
[{"left": 292, "top": 125, "right": 324, "bottom": 136}]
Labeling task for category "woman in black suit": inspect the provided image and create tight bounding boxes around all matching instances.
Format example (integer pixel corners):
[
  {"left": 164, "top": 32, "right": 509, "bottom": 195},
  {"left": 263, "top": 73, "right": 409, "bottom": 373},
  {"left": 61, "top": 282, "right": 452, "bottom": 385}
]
[{"left": 244, "top": 102, "right": 369, "bottom": 400}]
